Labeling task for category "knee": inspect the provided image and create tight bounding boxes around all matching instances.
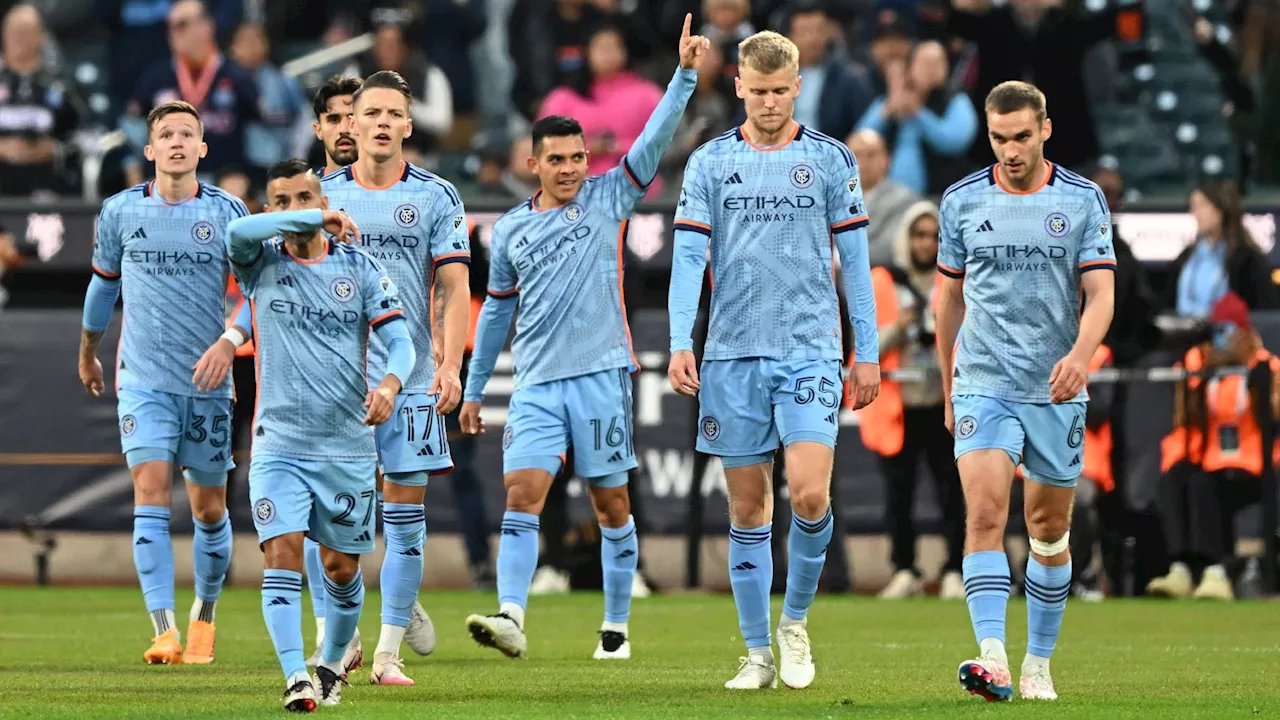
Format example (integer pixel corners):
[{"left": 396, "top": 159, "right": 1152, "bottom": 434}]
[
  {"left": 323, "top": 554, "right": 360, "bottom": 585},
  {"left": 263, "top": 536, "right": 303, "bottom": 571},
  {"left": 504, "top": 472, "right": 549, "bottom": 515},
  {"left": 789, "top": 481, "right": 830, "bottom": 521},
  {"left": 191, "top": 499, "right": 227, "bottom": 525},
  {"left": 965, "top": 497, "right": 1007, "bottom": 537},
  {"left": 592, "top": 489, "right": 631, "bottom": 528},
  {"left": 729, "top": 494, "right": 769, "bottom": 528},
  {"left": 132, "top": 466, "right": 171, "bottom": 506},
  {"left": 1026, "top": 506, "right": 1070, "bottom": 547}
]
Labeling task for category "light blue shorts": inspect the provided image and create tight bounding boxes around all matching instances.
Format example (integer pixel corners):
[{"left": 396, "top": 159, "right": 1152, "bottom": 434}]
[
  {"left": 117, "top": 388, "right": 234, "bottom": 478},
  {"left": 374, "top": 392, "right": 453, "bottom": 482},
  {"left": 503, "top": 367, "right": 636, "bottom": 483},
  {"left": 696, "top": 358, "right": 842, "bottom": 460},
  {"left": 248, "top": 454, "right": 378, "bottom": 555},
  {"left": 952, "top": 394, "right": 1085, "bottom": 487}
]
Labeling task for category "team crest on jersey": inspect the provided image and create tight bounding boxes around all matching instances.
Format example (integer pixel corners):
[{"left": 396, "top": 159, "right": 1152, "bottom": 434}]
[
  {"left": 1045, "top": 212, "right": 1071, "bottom": 238},
  {"left": 331, "top": 276, "right": 356, "bottom": 302},
  {"left": 563, "top": 203, "right": 584, "bottom": 224},
  {"left": 790, "top": 164, "right": 815, "bottom": 189},
  {"left": 956, "top": 415, "right": 978, "bottom": 439},
  {"left": 394, "top": 204, "right": 419, "bottom": 229},
  {"left": 120, "top": 414, "right": 137, "bottom": 437},
  {"left": 502, "top": 426, "right": 514, "bottom": 449},
  {"left": 701, "top": 415, "right": 720, "bottom": 442},
  {"left": 254, "top": 498, "right": 276, "bottom": 525},
  {"left": 191, "top": 221, "right": 216, "bottom": 245},
  {"left": 847, "top": 177, "right": 859, "bottom": 194}
]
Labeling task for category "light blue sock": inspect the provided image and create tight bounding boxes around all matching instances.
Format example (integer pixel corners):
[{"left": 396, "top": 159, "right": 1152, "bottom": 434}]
[
  {"left": 497, "top": 511, "right": 540, "bottom": 616},
  {"left": 192, "top": 511, "right": 232, "bottom": 612},
  {"left": 303, "top": 538, "right": 326, "bottom": 620},
  {"left": 600, "top": 516, "right": 638, "bottom": 625},
  {"left": 322, "top": 569, "right": 365, "bottom": 665},
  {"left": 381, "top": 502, "right": 426, "bottom": 627},
  {"left": 1024, "top": 556, "right": 1072, "bottom": 659},
  {"left": 782, "top": 508, "right": 833, "bottom": 621},
  {"left": 262, "top": 569, "right": 306, "bottom": 680},
  {"left": 729, "top": 523, "right": 773, "bottom": 650},
  {"left": 963, "top": 551, "right": 1011, "bottom": 648},
  {"left": 133, "top": 506, "right": 175, "bottom": 620}
]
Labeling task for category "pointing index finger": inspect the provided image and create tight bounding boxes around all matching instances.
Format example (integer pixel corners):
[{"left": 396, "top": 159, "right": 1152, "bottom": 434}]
[{"left": 682, "top": 12, "right": 691, "bottom": 39}]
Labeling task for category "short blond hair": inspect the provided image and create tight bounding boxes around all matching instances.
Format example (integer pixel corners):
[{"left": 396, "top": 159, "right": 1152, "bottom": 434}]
[
  {"left": 985, "top": 81, "right": 1047, "bottom": 122},
  {"left": 738, "top": 31, "right": 798, "bottom": 74}
]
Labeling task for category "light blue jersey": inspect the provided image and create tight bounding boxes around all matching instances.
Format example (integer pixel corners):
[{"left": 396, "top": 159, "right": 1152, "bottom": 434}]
[
  {"left": 466, "top": 67, "right": 697, "bottom": 400},
  {"left": 227, "top": 209, "right": 414, "bottom": 462},
  {"left": 321, "top": 163, "right": 469, "bottom": 393},
  {"left": 90, "top": 181, "right": 249, "bottom": 398},
  {"left": 669, "top": 124, "right": 878, "bottom": 364},
  {"left": 937, "top": 163, "right": 1116, "bottom": 404}
]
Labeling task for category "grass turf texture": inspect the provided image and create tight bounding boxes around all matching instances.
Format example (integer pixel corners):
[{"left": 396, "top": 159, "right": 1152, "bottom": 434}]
[{"left": 0, "top": 588, "right": 1275, "bottom": 718}]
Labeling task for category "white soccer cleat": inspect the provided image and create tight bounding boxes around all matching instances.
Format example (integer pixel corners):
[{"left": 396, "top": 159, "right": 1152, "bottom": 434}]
[
  {"left": 776, "top": 623, "right": 815, "bottom": 689},
  {"left": 1019, "top": 665, "right": 1058, "bottom": 700},
  {"left": 313, "top": 665, "right": 345, "bottom": 707},
  {"left": 342, "top": 629, "right": 363, "bottom": 673},
  {"left": 1146, "top": 561, "right": 1193, "bottom": 599},
  {"left": 878, "top": 569, "right": 922, "bottom": 599},
  {"left": 369, "top": 652, "right": 415, "bottom": 686},
  {"left": 529, "top": 567, "right": 571, "bottom": 596},
  {"left": 939, "top": 571, "right": 965, "bottom": 600},
  {"left": 593, "top": 630, "right": 631, "bottom": 660},
  {"left": 405, "top": 602, "right": 437, "bottom": 655},
  {"left": 724, "top": 655, "right": 778, "bottom": 689},
  {"left": 466, "top": 612, "right": 528, "bottom": 659},
  {"left": 304, "top": 645, "right": 322, "bottom": 669},
  {"left": 957, "top": 656, "right": 1013, "bottom": 702},
  {"left": 631, "top": 572, "right": 653, "bottom": 599},
  {"left": 282, "top": 673, "right": 317, "bottom": 713},
  {"left": 1193, "top": 565, "right": 1235, "bottom": 600}
]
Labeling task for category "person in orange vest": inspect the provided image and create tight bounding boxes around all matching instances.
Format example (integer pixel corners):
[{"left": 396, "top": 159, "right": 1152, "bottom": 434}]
[
  {"left": 1147, "top": 291, "right": 1279, "bottom": 601},
  {"left": 855, "top": 201, "right": 966, "bottom": 600}
]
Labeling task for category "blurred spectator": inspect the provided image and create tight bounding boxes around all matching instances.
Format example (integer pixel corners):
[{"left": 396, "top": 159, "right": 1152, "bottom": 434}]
[
  {"left": 508, "top": 0, "right": 612, "bottom": 121},
  {"left": 663, "top": 41, "right": 731, "bottom": 175},
  {"left": 856, "top": 40, "right": 976, "bottom": 194},
  {"left": 0, "top": 220, "right": 34, "bottom": 310},
  {"left": 866, "top": 13, "right": 913, "bottom": 93},
  {"left": 536, "top": 24, "right": 664, "bottom": 195},
  {"left": 122, "top": 0, "right": 259, "bottom": 184},
  {"left": 0, "top": 4, "right": 82, "bottom": 197},
  {"left": 1092, "top": 168, "right": 1160, "bottom": 364},
  {"left": 860, "top": 200, "right": 966, "bottom": 601},
  {"left": 214, "top": 164, "right": 257, "bottom": 210},
  {"left": 1238, "top": 0, "right": 1280, "bottom": 186},
  {"left": 413, "top": 0, "right": 486, "bottom": 149},
  {"left": 344, "top": 11, "right": 452, "bottom": 154},
  {"left": 948, "top": 0, "right": 1124, "bottom": 172},
  {"left": 847, "top": 128, "right": 920, "bottom": 267},
  {"left": 264, "top": 0, "right": 372, "bottom": 58},
  {"left": 701, "top": 0, "right": 754, "bottom": 113},
  {"left": 229, "top": 22, "right": 307, "bottom": 172},
  {"left": 1170, "top": 180, "right": 1275, "bottom": 317},
  {"left": 786, "top": 4, "right": 874, "bottom": 142},
  {"left": 1192, "top": 15, "right": 1255, "bottom": 188}
]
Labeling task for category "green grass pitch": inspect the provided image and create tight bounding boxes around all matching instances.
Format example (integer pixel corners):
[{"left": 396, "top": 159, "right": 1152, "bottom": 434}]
[{"left": 0, "top": 587, "right": 1276, "bottom": 718}]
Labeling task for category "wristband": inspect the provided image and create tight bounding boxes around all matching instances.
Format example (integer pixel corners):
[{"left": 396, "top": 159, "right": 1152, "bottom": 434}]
[{"left": 220, "top": 328, "right": 248, "bottom": 348}]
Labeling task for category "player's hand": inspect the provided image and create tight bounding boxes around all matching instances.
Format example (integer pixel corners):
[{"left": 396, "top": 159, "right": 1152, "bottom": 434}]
[
  {"left": 432, "top": 364, "right": 463, "bottom": 415},
  {"left": 677, "top": 13, "right": 711, "bottom": 70},
  {"left": 322, "top": 210, "right": 359, "bottom": 244},
  {"left": 79, "top": 356, "right": 104, "bottom": 397},
  {"left": 1049, "top": 354, "right": 1088, "bottom": 404},
  {"left": 668, "top": 350, "right": 700, "bottom": 396},
  {"left": 944, "top": 396, "right": 955, "bottom": 436},
  {"left": 192, "top": 337, "right": 236, "bottom": 392},
  {"left": 459, "top": 401, "right": 485, "bottom": 435},
  {"left": 364, "top": 386, "right": 396, "bottom": 425},
  {"left": 848, "top": 362, "right": 881, "bottom": 410}
]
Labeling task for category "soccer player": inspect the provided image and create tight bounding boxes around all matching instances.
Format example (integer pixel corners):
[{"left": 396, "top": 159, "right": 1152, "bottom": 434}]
[
  {"left": 459, "top": 15, "right": 708, "bottom": 661},
  {"left": 320, "top": 70, "right": 469, "bottom": 685},
  {"left": 666, "top": 30, "right": 879, "bottom": 690},
  {"left": 78, "top": 100, "right": 249, "bottom": 665},
  {"left": 227, "top": 158, "right": 412, "bottom": 710},
  {"left": 935, "top": 81, "right": 1115, "bottom": 702}
]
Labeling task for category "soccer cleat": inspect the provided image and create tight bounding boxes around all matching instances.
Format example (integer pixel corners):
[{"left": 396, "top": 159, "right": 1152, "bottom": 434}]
[
  {"left": 305, "top": 645, "right": 322, "bottom": 669},
  {"left": 777, "top": 623, "right": 815, "bottom": 689},
  {"left": 314, "top": 665, "right": 345, "bottom": 707},
  {"left": 1193, "top": 565, "right": 1235, "bottom": 600},
  {"left": 181, "top": 620, "right": 216, "bottom": 664},
  {"left": 878, "top": 569, "right": 921, "bottom": 599},
  {"left": 957, "top": 656, "right": 1013, "bottom": 702},
  {"left": 632, "top": 572, "right": 653, "bottom": 599},
  {"left": 143, "top": 628, "right": 183, "bottom": 665},
  {"left": 466, "top": 612, "right": 527, "bottom": 659},
  {"left": 282, "top": 674, "right": 317, "bottom": 713},
  {"left": 1019, "top": 665, "right": 1058, "bottom": 700},
  {"left": 529, "top": 566, "right": 571, "bottom": 596},
  {"left": 939, "top": 571, "right": 965, "bottom": 600},
  {"left": 724, "top": 655, "right": 778, "bottom": 689},
  {"left": 405, "top": 602, "right": 437, "bottom": 655},
  {"left": 341, "top": 628, "right": 364, "bottom": 674},
  {"left": 1146, "top": 562, "right": 1193, "bottom": 599},
  {"left": 369, "top": 652, "right": 415, "bottom": 686},
  {"left": 593, "top": 630, "right": 631, "bottom": 660}
]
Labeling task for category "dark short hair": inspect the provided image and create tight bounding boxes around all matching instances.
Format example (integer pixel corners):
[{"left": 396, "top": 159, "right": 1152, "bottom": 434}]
[
  {"left": 267, "top": 158, "right": 315, "bottom": 183},
  {"left": 985, "top": 80, "right": 1047, "bottom": 122},
  {"left": 352, "top": 70, "right": 413, "bottom": 109},
  {"left": 146, "top": 100, "right": 201, "bottom": 134},
  {"left": 531, "top": 115, "right": 584, "bottom": 155},
  {"left": 312, "top": 75, "right": 363, "bottom": 120}
]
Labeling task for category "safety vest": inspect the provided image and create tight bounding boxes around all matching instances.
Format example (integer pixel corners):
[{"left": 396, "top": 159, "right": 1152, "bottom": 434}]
[
  {"left": 1083, "top": 345, "right": 1114, "bottom": 492},
  {"left": 853, "top": 267, "right": 905, "bottom": 456},
  {"left": 225, "top": 275, "right": 254, "bottom": 357}
]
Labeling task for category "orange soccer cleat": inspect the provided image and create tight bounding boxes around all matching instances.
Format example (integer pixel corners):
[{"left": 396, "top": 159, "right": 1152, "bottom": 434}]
[
  {"left": 182, "top": 620, "right": 216, "bottom": 664},
  {"left": 143, "top": 628, "right": 184, "bottom": 665}
]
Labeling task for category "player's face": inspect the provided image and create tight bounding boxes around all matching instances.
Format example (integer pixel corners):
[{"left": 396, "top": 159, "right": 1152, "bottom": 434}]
[
  {"left": 530, "top": 134, "right": 589, "bottom": 203},
  {"left": 354, "top": 88, "right": 412, "bottom": 163},
  {"left": 315, "top": 95, "right": 357, "bottom": 167},
  {"left": 266, "top": 173, "right": 326, "bottom": 213},
  {"left": 143, "top": 112, "right": 207, "bottom": 176},
  {"left": 986, "top": 108, "right": 1051, "bottom": 183},
  {"left": 735, "top": 65, "right": 800, "bottom": 136}
]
